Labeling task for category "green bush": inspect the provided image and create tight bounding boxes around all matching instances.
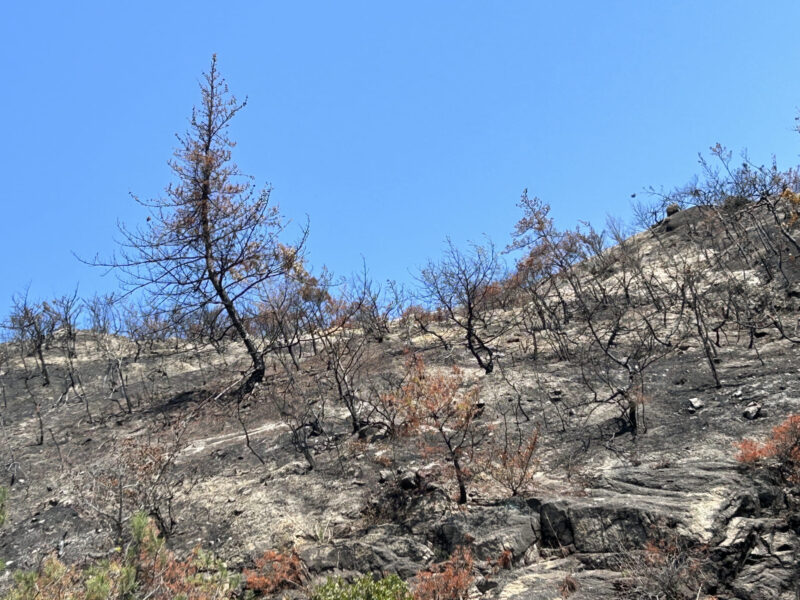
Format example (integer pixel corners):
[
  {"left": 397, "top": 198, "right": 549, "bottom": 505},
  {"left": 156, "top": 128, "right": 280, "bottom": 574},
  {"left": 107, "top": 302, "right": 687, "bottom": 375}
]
[
  {"left": 0, "top": 513, "right": 238, "bottom": 600},
  {"left": 312, "top": 574, "right": 413, "bottom": 600}
]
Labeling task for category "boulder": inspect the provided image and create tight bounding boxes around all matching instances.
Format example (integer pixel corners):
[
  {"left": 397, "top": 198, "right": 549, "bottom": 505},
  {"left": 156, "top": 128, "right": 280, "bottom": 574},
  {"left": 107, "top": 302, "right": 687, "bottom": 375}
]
[
  {"left": 689, "top": 397, "right": 705, "bottom": 411},
  {"left": 743, "top": 403, "right": 762, "bottom": 420}
]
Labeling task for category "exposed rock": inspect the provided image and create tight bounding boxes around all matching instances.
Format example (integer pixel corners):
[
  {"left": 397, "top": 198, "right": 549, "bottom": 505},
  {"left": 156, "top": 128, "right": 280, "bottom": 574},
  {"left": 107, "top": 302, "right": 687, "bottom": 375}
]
[
  {"left": 3, "top": 201, "right": 800, "bottom": 600},
  {"left": 728, "top": 539, "right": 799, "bottom": 600},
  {"left": 300, "top": 526, "right": 434, "bottom": 579},
  {"left": 436, "top": 502, "right": 538, "bottom": 563},
  {"left": 272, "top": 460, "right": 311, "bottom": 478},
  {"left": 537, "top": 500, "right": 574, "bottom": 549},
  {"left": 398, "top": 470, "right": 421, "bottom": 490},
  {"left": 743, "top": 402, "right": 762, "bottom": 420},
  {"left": 689, "top": 397, "right": 705, "bottom": 411},
  {"left": 490, "top": 559, "right": 622, "bottom": 600}
]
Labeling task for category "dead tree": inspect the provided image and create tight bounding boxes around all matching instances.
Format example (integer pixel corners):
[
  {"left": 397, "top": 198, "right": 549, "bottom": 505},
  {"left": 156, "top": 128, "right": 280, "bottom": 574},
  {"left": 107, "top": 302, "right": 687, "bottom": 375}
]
[
  {"left": 78, "top": 430, "right": 195, "bottom": 543},
  {"left": 45, "top": 290, "right": 92, "bottom": 420},
  {"left": 91, "top": 55, "right": 304, "bottom": 396},
  {"left": 86, "top": 294, "right": 137, "bottom": 414},
  {"left": 418, "top": 239, "right": 509, "bottom": 374},
  {"left": 637, "top": 145, "right": 800, "bottom": 387},
  {"left": 6, "top": 292, "right": 53, "bottom": 386}
]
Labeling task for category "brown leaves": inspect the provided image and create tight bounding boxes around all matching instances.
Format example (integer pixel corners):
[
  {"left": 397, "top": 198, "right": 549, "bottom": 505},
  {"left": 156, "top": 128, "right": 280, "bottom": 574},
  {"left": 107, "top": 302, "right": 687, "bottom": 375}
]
[
  {"left": 243, "top": 549, "right": 306, "bottom": 595},
  {"left": 413, "top": 547, "right": 474, "bottom": 600},
  {"left": 736, "top": 414, "right": 800, "bottom": 485},
  {"left": 382, "top": 355, "right": 480, "bottom": 438},
  {"left": 381, "top": 356, "right": 485, "bottom": 503}
]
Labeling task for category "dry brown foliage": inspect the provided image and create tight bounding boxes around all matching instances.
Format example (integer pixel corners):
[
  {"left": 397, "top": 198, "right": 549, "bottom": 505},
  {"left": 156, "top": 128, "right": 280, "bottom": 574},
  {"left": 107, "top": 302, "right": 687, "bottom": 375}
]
[
  {"left": 736, "top": 414, "right": 800, "bottom": 486},
  {"left": 413, "top": 547, "right": 474, "bottom": 600},
  {"left": 243, "top": 549, "right": 306, "bottom": 595}
]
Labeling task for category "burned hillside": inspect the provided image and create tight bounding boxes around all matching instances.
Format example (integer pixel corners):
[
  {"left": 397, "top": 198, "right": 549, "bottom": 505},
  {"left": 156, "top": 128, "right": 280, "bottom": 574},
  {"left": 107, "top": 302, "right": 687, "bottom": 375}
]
[{"left": 1, "top": 176, "right": 800, "bottom": 600}]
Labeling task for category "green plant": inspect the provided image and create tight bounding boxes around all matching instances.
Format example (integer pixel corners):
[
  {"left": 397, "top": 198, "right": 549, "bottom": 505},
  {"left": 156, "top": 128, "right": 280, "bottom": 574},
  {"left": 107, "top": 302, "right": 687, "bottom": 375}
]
[
  {"left": 0, "top": 512, "right": 238, "bottom": 600},
  {"left": 84, "top": 567, "right": 112, "bottom": 600},
  {"left": 7, "top": 571, "right": 38, "bottom": 600},
  {"left": 312, "top": 574, "right": 413, "bottom": 600}
]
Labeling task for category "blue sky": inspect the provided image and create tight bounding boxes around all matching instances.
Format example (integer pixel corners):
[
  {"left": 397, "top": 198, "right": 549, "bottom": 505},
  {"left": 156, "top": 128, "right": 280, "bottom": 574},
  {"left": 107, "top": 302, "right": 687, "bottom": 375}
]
[{"left": 2, "top": 2, "right": 800, "bottom": 307}]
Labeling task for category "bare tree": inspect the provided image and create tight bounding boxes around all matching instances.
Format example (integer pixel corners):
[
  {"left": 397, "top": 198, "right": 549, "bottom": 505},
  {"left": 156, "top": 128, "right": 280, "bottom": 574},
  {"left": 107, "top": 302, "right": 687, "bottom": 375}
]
[
  {"left": 78, "top": 428, "right": 196, "bottom": 543},
  {"left": 481, "top": 404, "right": 540, "bottom": 497},
  {"left": 6, "top": 291, "right": 53, "bottom": 386},
  {"left": 93, "top": 55, "right": 304, "bottom": 396},
  {"left": 0, "top": 339, "right": 9, "bottom": 411},
  {"left": 85, "top": 294, "right": 140, "bottom": 414},
  {"left": 506, "top": 192, "right": 694, "bottom": 437},
  {"left": 44, "top": 290, "right": 93, "bottom": 419},
  {"left": 266, "top": 370, "right": 328, "bottom": 471},
  {"left": 418, "top": 239, "right": 509, "bottom": 374},
  {"left": 45, "top": 289, "right": 82, "bottom": 358}
]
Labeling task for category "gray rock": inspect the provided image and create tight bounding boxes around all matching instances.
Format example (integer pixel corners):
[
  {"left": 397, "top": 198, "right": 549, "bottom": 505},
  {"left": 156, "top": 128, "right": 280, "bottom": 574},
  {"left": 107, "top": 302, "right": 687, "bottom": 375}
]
[
  {"left": 688, "top": 397, "right": 705, "bottom": 411},
  {"left": 272, "top": 460, "right": 310, "bottom": 478},
  {"left": 492, "top": 559, "right": 622, "bottom": 600},
  {"left": 539, "top": 498, "right": 659, "bottom": 553},
  {"left": 539, "top": 500, "right": 574, "bottom": 549},
  {"left": 743, "top": 403, "right": 762, "bottom": 420},
  {"left": 533, "top": 462, "right": 755, "bottom": 555},
  {"left": 437, "top": 502, "right": 538, "bottom": 563},
  {"left": 398, "top": 470, "right": 420, "bottom": 490},
  {"left": 301, "top": 527, "right": 434, "bottom": 579},
  {"left": 729, "top": 546, "right": 799, "bottom": 600}
]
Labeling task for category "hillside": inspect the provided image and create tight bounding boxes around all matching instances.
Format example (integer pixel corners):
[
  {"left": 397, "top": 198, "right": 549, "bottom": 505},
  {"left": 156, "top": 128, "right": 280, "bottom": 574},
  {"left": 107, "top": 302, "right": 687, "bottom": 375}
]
[{"left": 1, "top": 196, "right": 800, "bottom": 600}]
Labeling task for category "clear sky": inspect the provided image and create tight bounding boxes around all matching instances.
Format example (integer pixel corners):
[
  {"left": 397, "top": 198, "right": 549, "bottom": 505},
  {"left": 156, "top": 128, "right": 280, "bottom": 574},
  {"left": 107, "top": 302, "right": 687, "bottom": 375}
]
[{"left": 2, "top": 2, "right": 800, "bottom": 308}]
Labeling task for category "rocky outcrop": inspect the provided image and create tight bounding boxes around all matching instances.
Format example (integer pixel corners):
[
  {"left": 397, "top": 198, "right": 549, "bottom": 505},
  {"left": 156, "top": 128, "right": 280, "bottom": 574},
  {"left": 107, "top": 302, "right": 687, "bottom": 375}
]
[
  {"left": 435, "top": 501, "right": 539, "bottom": 563},
  {"left": 300, "top": 525, "right": 435, "bottom": 579},
  {"left": 483, "top": 462, "right": 798, "bottom": 600},
  {"left": 320, "top": 461, "right": 798, "bottom": 599}
]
